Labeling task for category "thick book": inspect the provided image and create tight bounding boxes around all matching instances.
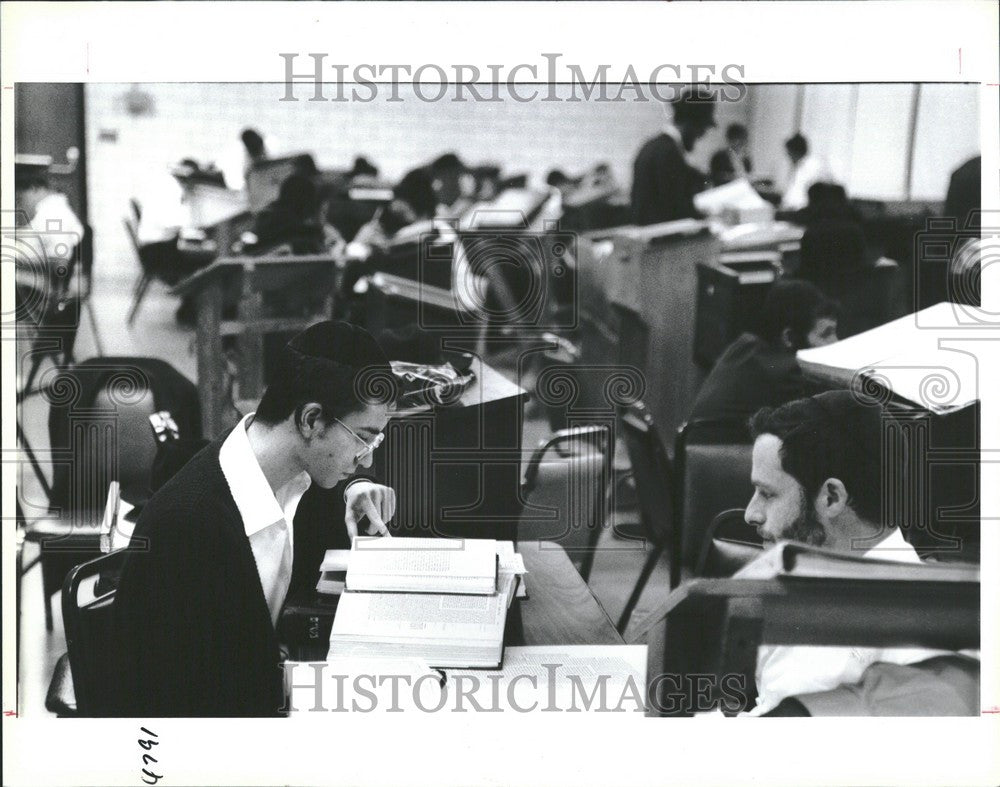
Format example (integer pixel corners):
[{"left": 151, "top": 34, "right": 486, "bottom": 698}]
[
  {"left": 795, "top": 302, "right": 979, "bottom": 415},
  {"left": 733, "top": 541, "right": 980, "bottom": 583},
  {"left": 328, "top": 587, "right": 512, "bottom": 669},
  {"left": 345, "top": 537, "right": 499, "bottom": 595}
]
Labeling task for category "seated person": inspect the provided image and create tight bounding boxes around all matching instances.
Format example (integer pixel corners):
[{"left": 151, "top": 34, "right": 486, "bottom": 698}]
[
  {"left": 251, "top": 173, "right": 343, "bottom": 255},
  {"left": 429, "top": 152, "right": 476, "bottom": 219},
  {"left": 111, "top": 321, "right": 398, "bottom": 717},
  {"left": 742, "top": 391, "right": 973, "bottom": 715},
  {"left": 14, "top": 155, "right": 84, "bottom": 283},
  {"left": 688, "top": 279, "right": 839, "bottom": 424},
  {"left": 709, "top": 123, "right": 752, "bottom": 187},
  {"left": 350, "top": 167, "right": 438, "bottom": 256}
]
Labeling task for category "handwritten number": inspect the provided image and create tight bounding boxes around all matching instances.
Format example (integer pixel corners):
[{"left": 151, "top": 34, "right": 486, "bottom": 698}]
[{"left": 138, "top": 727, "right": 161, "bottom": 784}]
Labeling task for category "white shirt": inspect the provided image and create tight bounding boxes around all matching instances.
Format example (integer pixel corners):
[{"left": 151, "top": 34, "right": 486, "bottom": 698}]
[
  {"left": 23, "top": 192, "right": 84, "bottom": 269},
  {"left": 219, "top": 413, "right": 312, "bottom": 627},
  {"left": 136, "top": 174, "right": 192, "bottom": 245},
  {"left": 780, "top": 154, "right": 831, "bottom": 210},
  {"left": 747, "top": 527, "right": 951, "bottom": 715}
]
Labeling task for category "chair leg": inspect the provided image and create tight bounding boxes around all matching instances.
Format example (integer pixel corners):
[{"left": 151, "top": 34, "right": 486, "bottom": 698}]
[
  {"left": 616, "top": 543, "right": 664, "bottom": 635},
  {"left": 21, "top": 354, "right": 45, "bottom": 400},
  {"left": 127, "top": 273, "right": 152, "bottom": 326}
]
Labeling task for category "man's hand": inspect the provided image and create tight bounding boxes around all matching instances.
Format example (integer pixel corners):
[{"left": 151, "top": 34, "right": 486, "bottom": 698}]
[{"left": 344, "top": 481, "right": 396, "bottom": 539}]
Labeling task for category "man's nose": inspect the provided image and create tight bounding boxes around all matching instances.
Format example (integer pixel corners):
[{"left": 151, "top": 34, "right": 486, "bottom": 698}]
[
  {"left": 357, "top": 452, "right": 374, "bottom": 470},
  {"left": 745, "top": 495, "right": 764, "bottom": 525}
]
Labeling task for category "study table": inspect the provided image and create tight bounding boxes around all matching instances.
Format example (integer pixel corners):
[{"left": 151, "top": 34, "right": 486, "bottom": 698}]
[{"left": 514, "top": 540, "right": 623, "bottom": 646}]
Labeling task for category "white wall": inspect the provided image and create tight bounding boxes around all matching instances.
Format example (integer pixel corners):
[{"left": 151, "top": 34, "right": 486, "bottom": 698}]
[
  {"left": 85, "top": 82, "right": 749, "bottom": 281},
  {"left": 746, "top": 82, "right": 980, "bottom": 202}
]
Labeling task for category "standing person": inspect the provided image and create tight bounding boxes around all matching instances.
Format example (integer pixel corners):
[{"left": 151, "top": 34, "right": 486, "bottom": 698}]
[
  {"left": 112, "top": 321, "right": 398, "bottom": 717},
  {"left": 630, "top": 87, "right": 716, "bottom": 226}
]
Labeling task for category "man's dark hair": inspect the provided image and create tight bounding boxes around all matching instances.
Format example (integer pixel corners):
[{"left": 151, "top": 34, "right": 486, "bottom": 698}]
[
  {"left": 350, "top": 156, "right": 379, "bottom": 178},
  {"left": 755, "top": 279, "right": 839, "bottom": 349},
  {"left": 276, "top": 173, "right": 319, "bottom": 216},
  {"left": 15, "top": 170, "right": 48, "bottom": 191},
  {"left": 394, "top": 168, "right": 437, "bottom": 219},
  {"left": 241, "top": 128, "right": 266, "bottom": 159},
  {"left": 749, "top": 390, "right": 887, "bottom": 524},
  {"left": 255, "top": 321, "right": 395, "bottom": 426},
  {"left": 726, "top": 123, "right": 748, "bottom": 143},
  {"left": 671, "top": 86, "right": 717, "bottom": 127},
  {"left": 429, "top": 152, "right": 466, "bottom": 174},
  {"left": 785, "top": 133, "right": 808, "bottom": 158}
]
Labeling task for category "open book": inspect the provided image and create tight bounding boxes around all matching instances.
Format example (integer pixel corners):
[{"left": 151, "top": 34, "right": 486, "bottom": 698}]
[
  {"left": 733, "top": 540, "right": 980, "bottom": 583},
  {"left": 326, "top": 539, "right": 527, "bottom": 668},
  {"left": 345, "top": 537, "right": 499, "bottom": 595}
]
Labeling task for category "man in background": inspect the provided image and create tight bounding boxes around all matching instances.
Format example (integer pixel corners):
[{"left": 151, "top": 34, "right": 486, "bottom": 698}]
[
  {"left": 688, "top": 279, "right": 839, "bottom": 424},
  {"left": 631, "top": 87, "right": 716, "bottom": 226},
  {"left": 709, "top": 123, "right": 752, "bottom": 186},
  {"left": 780, "top": 133, "right": 831, "bottom": 210},
  {"left": 14, "top": 154, "right": 84, "bottom": 272}
]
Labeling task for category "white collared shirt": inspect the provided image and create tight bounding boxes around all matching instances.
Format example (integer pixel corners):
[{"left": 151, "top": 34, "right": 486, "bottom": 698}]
[
  {"left": 20, "top": 192, "right": 84, "bottom": 269},
  {"left": 780, "top": 153, "right": 831, "bottom": 210},
  {"left": 219, "top": 413, "right": 312, "bottom": 627},
  {"left": 747, "top": 527, "right": 952, "bottom": 715}
]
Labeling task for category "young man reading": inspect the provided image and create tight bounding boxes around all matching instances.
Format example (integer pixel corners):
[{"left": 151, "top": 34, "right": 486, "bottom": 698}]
[{"left": 112, "top": 321, "right": 397, "bottom": 717}]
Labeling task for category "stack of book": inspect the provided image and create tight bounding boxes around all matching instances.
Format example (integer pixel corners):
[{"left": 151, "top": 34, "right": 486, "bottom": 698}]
[{"left": 324, "top": 537, "right": 527, "bottom": 669}]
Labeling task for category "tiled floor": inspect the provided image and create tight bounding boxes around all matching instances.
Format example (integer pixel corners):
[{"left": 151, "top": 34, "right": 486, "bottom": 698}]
[{"left": 15, "top": 272, "right": 672, "bottom": 717}]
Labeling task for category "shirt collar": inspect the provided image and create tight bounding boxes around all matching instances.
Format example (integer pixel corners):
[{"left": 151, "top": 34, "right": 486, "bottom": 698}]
[
  {"left": 219, "top": 413, "right": 311, "bottom": 537},
  {"left": 862, "top": 526, "right": 921, "bottom": 563}
]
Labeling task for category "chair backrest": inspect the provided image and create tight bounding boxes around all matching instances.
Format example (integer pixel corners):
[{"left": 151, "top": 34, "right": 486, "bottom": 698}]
[
  {"left": 46, "top": 358, "right": 201, "bottom": 518},
  {"left": 674, "top": 418, "right": 754, "bottom": 587},
  {"left": 621, "top": 402, "right": 674, "bottom": 546},
  {"left": 519, "top": 426, "right": 609, "bottom": 564},
  {"left": 695, "top": 508, "right": 763, "bottom": 579},
  {"left": 62, "top": 549, "right": 128, "bottom": 716}
]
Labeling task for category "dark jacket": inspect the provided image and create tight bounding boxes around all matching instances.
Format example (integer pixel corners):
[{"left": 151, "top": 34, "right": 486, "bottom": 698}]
[
  {"left": 689, "top": 333, "right": 818, "bottom": 424},
  {"left": 111, "top": 433, "right": 360, "bottom": 717},
  {"left": 111, "top": 438, "right": 287, "bottom": 717},
  {"left": 631, "top": 133, "right": 704, "bottom": 226}
]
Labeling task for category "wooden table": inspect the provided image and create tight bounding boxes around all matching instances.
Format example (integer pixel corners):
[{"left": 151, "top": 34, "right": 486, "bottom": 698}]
[
  {"left": 515, "top": 540, "right": 623, "bottom": 646},
  {"left": 172, "top": 254, "right": 338, "bottom": 437}
]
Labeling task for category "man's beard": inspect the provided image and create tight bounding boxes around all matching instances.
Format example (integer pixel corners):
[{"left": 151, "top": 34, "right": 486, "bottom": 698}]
[{"left": 780, "top": 494, "right": 827, "bottom": 546}]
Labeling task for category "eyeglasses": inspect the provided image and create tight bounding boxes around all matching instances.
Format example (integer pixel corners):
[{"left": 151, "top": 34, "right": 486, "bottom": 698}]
[{"left": 333, "top": 418, "right": 385, "bottom": 463}]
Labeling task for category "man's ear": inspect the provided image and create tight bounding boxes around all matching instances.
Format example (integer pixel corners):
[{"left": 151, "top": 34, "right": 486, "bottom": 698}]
[
  {"left": 297, "top": 403, "right": 325, "bottom": 438},
  {"left": 814, "top": 478, "right": 849, "bottom": 520}
]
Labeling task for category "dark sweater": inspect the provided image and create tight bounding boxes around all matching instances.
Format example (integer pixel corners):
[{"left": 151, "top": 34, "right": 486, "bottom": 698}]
[
  {"left": 631, "top": 133, "right": 704, "bottom": 226},
  {"left": 112, "top": 438, "right": 287, "bottom": 717},
  {"left": 689, "top": 333, "right": 818, "bottom": 425}
]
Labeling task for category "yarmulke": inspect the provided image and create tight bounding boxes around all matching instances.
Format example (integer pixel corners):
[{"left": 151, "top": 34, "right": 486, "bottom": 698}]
[{"left": 287, "top": 320, "right": 389, "bottom": 369}]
